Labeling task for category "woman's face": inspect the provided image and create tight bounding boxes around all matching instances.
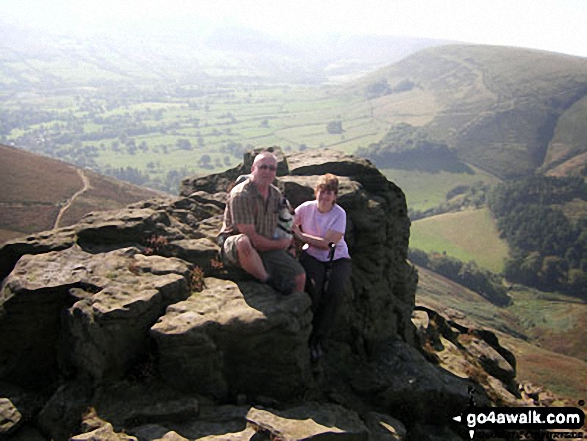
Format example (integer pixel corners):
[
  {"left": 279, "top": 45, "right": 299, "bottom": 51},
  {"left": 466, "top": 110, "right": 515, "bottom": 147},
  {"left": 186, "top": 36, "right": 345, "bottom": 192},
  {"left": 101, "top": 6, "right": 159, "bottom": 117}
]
[{"left": 316, "top": 188, "right": 336, "bottom": 212}]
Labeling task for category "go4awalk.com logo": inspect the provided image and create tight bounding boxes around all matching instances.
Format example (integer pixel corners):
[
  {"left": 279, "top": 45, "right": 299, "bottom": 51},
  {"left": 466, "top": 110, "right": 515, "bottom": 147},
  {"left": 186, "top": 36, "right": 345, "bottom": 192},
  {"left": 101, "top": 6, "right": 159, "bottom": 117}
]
[{"left": 453, "top": 406, "right": 585, "bottom": 439}]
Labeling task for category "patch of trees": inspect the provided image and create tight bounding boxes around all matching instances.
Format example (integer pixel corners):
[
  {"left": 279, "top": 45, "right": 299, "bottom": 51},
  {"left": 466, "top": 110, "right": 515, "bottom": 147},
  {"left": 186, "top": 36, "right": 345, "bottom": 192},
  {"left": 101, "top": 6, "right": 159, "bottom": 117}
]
[
  {"left": 356, "top": 123, "right": 473, "bottom": 173},
  {"left": 409, "top": 249, "right": 511, "bottom": 306},
  {"left": 488, "top": 175, "right": 587, "bottom": 298},
  {"left": 365, "top": 78, "right": 416, "bottom": 99},
  {"left": 327, "top": 121, "right": 343, "bottom": 134},
  {"left": 102, "top": 165, "right": 195, "bottom": 193},
  {"left": 219, "top": 141, "right": 252, "bottom": 159},
  {"left": 0, "top": 108, "right": 62, "bottom": 135},
  {"left": 108, "top": 166, "right": 150, "bottom": 186},
  {"left": 176, "top": 139, "right": 193, "bottom": 151}
]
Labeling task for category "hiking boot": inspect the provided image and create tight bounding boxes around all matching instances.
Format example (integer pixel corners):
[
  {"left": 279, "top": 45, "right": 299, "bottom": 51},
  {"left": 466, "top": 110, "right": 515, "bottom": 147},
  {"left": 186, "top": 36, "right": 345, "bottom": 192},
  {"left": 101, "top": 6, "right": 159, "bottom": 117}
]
[{"left": 266, "top": 276, "right": 295, "bottom": 295}]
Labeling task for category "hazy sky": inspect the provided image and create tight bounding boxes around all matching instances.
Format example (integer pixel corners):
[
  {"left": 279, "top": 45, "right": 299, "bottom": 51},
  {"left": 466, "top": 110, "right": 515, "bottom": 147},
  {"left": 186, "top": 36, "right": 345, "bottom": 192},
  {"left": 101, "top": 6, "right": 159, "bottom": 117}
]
[{"left": 2, "top": 0, "right": 586, "bottom": 58}]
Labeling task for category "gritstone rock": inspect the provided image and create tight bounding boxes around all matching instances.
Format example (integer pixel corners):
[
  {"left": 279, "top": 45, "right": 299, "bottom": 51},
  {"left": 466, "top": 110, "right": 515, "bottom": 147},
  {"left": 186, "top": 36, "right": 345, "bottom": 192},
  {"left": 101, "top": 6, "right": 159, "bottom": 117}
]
[{"left": 0, "top": 147, "right": 521, "bottom": 440}]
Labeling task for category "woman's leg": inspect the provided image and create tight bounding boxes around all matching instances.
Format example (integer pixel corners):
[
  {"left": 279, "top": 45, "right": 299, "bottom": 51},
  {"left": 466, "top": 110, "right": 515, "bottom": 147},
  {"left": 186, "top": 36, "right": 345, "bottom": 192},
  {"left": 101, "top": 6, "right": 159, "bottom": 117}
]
[
  {"left": 299, "top": 252, "right": 326, "bottom": 311},
  {"left": 313, "top": 258, "right": 352, "bottom": 341}
]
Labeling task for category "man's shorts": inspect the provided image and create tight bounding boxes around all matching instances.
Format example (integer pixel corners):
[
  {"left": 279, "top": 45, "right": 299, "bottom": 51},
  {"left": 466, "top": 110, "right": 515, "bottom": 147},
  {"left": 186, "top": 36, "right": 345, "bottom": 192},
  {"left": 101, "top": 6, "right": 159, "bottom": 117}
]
[{"left": 221, "top": 233, "right": 305, "bottom": 279}]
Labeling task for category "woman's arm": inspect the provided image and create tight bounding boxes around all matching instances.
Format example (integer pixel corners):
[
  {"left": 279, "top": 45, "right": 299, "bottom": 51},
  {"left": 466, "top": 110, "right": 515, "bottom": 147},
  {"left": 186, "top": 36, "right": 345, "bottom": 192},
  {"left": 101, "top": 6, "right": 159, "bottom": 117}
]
[{"left": 291, "top": 224, "right": 343, "bottom": 250}]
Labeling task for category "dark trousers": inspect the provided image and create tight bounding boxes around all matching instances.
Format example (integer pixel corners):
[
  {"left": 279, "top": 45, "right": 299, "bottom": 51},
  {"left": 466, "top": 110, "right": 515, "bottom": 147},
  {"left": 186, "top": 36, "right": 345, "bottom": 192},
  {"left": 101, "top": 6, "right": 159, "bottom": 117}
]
[{"left": 299, "top": 252, "right": 352, "bottom": 342}]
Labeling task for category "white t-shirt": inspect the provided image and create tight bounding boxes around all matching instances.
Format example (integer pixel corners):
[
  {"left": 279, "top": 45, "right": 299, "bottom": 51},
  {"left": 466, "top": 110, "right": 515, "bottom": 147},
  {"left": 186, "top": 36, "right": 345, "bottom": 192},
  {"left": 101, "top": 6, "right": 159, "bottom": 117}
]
[{"left": 295, "top": 200, "right": 350, "bottom": 262}]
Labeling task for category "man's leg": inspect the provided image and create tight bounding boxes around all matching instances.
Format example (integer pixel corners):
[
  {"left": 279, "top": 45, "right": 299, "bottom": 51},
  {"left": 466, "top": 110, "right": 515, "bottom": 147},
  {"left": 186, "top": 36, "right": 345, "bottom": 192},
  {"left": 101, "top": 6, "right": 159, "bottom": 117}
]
[
  {"left": 260, "top": 249, "right": 306, "bottom": 295},
  {"left": 234, "top": 235, "right": 269, "bottom": 281}
]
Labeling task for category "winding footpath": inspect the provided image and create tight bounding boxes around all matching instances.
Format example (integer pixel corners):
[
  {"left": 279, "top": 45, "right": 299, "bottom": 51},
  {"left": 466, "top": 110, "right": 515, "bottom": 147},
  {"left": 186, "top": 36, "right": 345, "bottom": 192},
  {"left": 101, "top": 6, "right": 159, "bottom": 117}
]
[{"left": 53, "top": 168, "right": 91, "bottom": 229}]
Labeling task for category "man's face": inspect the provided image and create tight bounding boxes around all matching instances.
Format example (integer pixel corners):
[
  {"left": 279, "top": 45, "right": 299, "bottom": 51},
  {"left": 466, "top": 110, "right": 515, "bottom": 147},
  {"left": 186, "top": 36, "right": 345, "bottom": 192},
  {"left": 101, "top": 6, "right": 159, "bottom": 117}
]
[{"left": 251, "top": 156, "right": 277, "bottom": 185}]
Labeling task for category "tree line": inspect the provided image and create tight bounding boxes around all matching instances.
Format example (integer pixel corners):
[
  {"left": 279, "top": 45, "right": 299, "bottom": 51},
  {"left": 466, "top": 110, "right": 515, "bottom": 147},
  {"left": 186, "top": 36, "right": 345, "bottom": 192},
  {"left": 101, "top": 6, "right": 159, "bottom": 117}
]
[
  {"left": 356, "top": 123, "right": 473, "bottom": 173},
  {"left": 487, "top": 175, "right": 587, "bottom": 298},
  {"left": 408, "top": 249, "right": 511, "bottom": 306}
]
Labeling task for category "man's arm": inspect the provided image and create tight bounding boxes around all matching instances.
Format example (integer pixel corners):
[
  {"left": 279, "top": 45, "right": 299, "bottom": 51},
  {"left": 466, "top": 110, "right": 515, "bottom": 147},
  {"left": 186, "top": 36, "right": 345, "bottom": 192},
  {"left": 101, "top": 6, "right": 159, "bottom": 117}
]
[{"left": 237, "top": 224, "right": 291, "bottom": 252}]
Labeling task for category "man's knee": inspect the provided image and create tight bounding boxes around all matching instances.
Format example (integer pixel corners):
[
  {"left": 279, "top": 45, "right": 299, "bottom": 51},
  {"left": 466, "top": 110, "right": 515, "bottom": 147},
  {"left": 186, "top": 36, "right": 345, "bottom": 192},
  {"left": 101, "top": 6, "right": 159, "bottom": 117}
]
[{"left": 235, "top": 235, "right": 255, "bottom": 257}]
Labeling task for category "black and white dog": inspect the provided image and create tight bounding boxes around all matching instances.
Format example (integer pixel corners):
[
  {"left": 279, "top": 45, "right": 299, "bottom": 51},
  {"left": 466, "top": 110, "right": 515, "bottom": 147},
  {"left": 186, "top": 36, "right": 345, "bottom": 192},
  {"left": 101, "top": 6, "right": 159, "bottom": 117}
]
[{"left": 274, "top": 197, "right": 294, "bottom": 240}]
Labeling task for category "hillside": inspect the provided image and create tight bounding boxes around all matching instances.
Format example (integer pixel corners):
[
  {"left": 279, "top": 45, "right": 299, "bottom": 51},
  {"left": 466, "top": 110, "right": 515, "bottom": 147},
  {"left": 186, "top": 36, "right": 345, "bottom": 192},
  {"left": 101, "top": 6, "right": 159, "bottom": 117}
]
[
  {"left": 415, "top": 266, "right": 587, "bottom": 402},
  {"left": 4, "top": 42, "right": 587, "bottom": 195},
  {"left": 0, "top": 22, "right": 445, "bottom": 87},
  {"left": 0, "top": 144, "right": 163, "bottom": 243},
  {"left": 350, "top": 45, "right": 587, "bottom": 179}
]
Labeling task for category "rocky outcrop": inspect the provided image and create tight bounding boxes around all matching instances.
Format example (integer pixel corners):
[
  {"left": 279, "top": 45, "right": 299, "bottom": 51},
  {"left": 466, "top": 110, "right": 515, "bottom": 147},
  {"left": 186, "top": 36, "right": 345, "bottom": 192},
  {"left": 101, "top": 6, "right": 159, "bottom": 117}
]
[
  {"left": 151, "top": 278, "right": 314, "bottom": 401},
  {"left": 412, "top": 306, "right": 520, "bottom": 403},
  {"left": 0, "top": 246, "right": 192, "bottom": 388},
  {"left": 0, "top": 148, "right": 519, "bottom": 440},
  {"left": 181, "top": 148, "right": 417, "bottom": 351}
]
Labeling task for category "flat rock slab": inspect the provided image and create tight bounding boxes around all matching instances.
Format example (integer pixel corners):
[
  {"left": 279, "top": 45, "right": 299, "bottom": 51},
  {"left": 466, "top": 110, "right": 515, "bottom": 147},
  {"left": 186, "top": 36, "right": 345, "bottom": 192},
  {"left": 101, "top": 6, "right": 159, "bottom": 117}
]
[
  {"left": 0, "top": 398, "right": 22, "bottom": 436},
  {"left": 70, "top": 422, "right": 138, "bottom": 441},
  {"left": 246, "top": 403, "right": 368, "bottom": 441},
  {"left": 152, "top": 278, "right": 313, "bottom": 400}
]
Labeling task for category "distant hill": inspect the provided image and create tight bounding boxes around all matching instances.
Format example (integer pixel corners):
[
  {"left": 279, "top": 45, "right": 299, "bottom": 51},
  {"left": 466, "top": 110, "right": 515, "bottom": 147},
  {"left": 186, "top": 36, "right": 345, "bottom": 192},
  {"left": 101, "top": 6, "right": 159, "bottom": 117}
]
[
  {"left": 349, "top": 45, "right": 587, "bottom": 179},
  {"left": 0, "top": 144, "right": 163, "bottom": 243},
  {"left": 0, "top": 22, "right": 447, "bottom": 86}
]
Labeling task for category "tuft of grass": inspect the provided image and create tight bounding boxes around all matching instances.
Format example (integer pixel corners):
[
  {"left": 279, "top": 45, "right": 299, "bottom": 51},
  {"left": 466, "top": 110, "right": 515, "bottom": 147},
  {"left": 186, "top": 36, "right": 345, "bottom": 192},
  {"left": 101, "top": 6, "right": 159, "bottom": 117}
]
[{"left": 189, "top": 266, "right": 206, "bottom": 293}]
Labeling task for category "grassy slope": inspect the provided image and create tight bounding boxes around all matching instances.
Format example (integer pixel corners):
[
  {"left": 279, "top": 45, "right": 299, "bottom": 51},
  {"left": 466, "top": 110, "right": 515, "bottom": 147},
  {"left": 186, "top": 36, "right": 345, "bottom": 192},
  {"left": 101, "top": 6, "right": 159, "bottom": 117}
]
[
  {"left": 0, "top": 144, "right": 163, "bottom": 243},
  {"left": 544, "top": 94, "right": 587, "bottom": 175},
  {"left": 416, "top": 266, "right": 587, "bottom": 402},
  {"left": 410, "top": 208, "right": 510, "bottom": 273}
]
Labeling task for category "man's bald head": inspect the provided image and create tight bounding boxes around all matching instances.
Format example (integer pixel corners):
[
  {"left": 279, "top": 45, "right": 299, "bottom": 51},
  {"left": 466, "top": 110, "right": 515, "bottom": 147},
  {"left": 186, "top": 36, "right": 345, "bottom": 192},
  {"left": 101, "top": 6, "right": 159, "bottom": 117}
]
[{"left": 252, "top": 151, "right": 278, "bottom": 168}]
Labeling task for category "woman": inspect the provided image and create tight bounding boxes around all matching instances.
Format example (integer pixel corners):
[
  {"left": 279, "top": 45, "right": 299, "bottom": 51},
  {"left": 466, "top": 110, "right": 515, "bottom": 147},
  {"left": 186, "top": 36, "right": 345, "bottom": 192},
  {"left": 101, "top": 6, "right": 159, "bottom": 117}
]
[{"left": 292, "top": 173, "right": 352, "bottom": 362}]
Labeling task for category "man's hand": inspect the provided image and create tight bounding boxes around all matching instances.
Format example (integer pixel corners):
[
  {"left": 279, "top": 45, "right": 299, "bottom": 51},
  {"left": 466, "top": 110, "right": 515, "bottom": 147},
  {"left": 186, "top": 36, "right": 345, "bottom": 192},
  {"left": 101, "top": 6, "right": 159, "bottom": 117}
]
[{"left": 237, "top": 224, "right": 291, "bottom": 252}]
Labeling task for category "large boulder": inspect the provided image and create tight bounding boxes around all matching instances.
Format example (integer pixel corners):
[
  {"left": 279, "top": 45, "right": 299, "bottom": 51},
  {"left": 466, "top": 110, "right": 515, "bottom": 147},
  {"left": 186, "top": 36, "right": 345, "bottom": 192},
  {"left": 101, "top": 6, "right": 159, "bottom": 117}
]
[
  {"left": 0, "top": 245, "right": 191, "bottom": 387},
  {"left": 151, "top": 278, "right": 313, "bottom": 401}
]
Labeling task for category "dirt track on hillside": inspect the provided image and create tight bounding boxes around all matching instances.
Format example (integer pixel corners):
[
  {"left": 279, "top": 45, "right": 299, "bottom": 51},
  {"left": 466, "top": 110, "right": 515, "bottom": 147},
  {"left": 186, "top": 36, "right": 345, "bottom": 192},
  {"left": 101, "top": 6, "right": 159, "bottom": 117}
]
[{"left": 54, "top": 168, "right": 91, "bottom": 229}]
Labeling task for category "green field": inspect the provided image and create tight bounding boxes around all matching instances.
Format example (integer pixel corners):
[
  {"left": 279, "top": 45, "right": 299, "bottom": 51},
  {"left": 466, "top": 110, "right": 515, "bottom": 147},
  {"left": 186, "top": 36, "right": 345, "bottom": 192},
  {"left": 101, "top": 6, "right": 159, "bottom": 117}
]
[
  {"left": 2, "top": 81, "right": 391, "bottom": 192},
  {"left": 410, "top": 207, "right": 510, "bottom": 273},
  {"left": 382, "top": 166, "right": 501, "bottom": 212}
]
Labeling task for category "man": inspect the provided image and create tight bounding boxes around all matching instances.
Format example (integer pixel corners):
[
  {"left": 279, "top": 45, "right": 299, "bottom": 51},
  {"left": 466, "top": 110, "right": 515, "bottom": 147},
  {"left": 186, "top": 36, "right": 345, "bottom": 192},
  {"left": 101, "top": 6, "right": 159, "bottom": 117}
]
[{"left": 217, "top": 151, "right": 305, "bottom": 294}]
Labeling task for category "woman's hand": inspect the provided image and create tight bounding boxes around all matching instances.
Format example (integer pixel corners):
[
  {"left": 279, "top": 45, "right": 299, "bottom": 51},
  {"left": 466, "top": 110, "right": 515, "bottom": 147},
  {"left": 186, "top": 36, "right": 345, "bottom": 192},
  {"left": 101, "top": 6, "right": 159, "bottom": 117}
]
[{"left": 292, "top": 223, "right": 342, "bottom": 250}]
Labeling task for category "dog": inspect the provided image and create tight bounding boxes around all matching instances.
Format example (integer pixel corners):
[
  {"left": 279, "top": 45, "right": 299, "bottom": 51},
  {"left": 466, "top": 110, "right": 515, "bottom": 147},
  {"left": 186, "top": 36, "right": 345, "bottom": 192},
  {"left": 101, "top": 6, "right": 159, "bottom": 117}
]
[{"left": 273, "top": 197, "right": 294, "bottom": 240}]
